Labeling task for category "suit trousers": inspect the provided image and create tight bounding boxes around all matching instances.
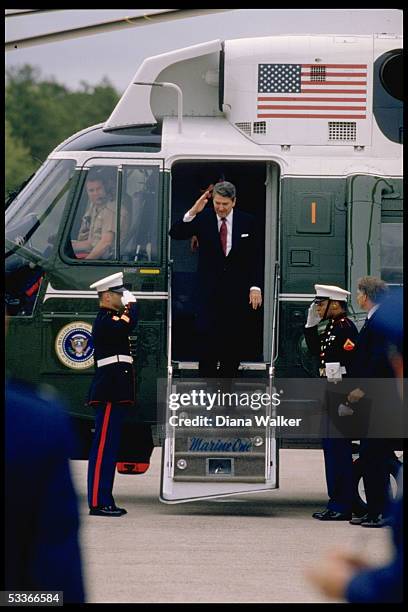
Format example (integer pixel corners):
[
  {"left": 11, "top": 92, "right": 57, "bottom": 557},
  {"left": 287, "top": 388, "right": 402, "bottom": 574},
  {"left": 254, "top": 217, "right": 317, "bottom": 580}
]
[
  {"left": 87, "top": 401, "right": 127, "bottom": 508},
  {"left": 322, "top": 438, "right": 354, "bottom": 514},
  {"left": 359, "top": 438, "right": 395, "bottom": 516},
  {"left": 198, "top": 321, "right": 242, "bottom": 378}
]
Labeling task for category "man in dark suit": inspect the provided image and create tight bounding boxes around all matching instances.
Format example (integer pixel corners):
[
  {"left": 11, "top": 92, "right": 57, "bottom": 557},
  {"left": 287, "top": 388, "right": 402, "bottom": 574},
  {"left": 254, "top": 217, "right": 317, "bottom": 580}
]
[
  {"left": 346, "top": 276, "right": 396, "bottom": 528},
  {"left": 169, "top": 181, "right": 263, "bottom": 377}
]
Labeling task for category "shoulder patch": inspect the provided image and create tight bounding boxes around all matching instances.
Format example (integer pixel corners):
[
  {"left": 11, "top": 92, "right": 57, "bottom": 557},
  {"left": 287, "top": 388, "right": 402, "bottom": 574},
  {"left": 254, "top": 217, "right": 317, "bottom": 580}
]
[
  {"left": 343, "top": 338, "right": 355, "bottom": 351},
  {"left": 120, "top": 314, "right": 130, "bottom": 323}
]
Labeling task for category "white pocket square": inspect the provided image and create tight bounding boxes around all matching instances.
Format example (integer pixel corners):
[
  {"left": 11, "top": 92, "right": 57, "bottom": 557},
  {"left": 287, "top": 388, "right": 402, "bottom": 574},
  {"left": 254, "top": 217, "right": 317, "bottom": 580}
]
[{"left": 241, "top": 233, "right": 249, "bottom": 237}]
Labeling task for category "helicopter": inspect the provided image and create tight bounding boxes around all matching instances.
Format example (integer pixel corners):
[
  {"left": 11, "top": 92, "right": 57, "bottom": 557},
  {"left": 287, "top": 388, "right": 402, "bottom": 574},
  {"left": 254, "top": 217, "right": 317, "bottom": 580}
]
[{"left": 5, "top": 11, "right": 403, "bottom": 505}]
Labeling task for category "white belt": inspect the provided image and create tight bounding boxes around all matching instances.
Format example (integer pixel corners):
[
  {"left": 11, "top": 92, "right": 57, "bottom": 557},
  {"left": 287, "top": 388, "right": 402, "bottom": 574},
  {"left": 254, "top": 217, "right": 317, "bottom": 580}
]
[{"left": 97, "top": 355, "right": 133, "bottom": 367}]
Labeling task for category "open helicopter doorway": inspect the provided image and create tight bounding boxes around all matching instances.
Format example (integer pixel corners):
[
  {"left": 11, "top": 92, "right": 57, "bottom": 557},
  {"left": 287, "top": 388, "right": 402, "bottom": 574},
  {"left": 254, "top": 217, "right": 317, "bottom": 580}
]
[{"left": 169, "top": 159, "right": 278, "bottom": 372}]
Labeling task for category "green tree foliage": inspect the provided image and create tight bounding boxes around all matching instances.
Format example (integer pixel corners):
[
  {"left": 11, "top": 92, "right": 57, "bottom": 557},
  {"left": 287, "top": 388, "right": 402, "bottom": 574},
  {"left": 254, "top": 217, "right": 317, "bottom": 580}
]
[
  {"left": 5, "top": 119, "right": 37, "bottom": 198},
  {"left": 5, "top": 65, "right": 120, "bottom": 197}
]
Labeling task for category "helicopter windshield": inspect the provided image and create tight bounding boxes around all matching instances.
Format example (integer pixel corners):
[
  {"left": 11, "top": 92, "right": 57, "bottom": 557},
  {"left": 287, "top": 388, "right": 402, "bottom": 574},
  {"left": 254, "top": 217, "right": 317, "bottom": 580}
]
[{"left": 5, "top": 159, "right": 77, "bottom": 259}]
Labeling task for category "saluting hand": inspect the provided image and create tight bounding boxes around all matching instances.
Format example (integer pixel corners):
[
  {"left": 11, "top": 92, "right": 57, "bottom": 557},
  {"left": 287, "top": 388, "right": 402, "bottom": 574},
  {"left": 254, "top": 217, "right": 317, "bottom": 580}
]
[{"left": 188, "top": 190, "right": 212, "bottom": 216}]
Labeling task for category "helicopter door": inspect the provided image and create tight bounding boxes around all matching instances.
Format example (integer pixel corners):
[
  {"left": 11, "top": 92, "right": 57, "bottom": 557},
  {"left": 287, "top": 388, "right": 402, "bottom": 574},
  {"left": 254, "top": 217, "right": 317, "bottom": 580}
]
[{"left": 160, "top": 162, "right": 280, "bottom": 503}]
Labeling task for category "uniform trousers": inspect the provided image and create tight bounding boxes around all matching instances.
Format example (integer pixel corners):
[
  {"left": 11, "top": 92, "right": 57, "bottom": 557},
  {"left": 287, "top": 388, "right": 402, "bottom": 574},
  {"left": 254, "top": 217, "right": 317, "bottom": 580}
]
[{"left": 87, "top": 402, "right": 127, "bottom": 508}]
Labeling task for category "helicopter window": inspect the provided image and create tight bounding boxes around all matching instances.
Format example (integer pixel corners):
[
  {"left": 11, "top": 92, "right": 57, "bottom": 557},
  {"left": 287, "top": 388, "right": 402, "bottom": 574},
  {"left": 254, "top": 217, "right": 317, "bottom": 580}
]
[
  {"left": 69, "top": 166, "right": 120, "bottom": 260},
  {"left": 5, "top": 159, "right": 77, "bottom": 258},
  {"left": 379, "top": 50, "right": 402, "bottom": 102},
  {"left": 66, "top": 164, "right": 160, "bottom": 263},
  {"left": 120, "top": 166, "right": 160, "bottom": 262},
  {"left": 381, "top": 221, "right": 403, "bottom": 285}
]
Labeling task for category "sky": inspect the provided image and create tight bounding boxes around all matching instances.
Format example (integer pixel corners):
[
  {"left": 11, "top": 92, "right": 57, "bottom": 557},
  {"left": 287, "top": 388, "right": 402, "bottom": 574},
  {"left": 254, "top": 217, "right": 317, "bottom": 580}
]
[{"left": 5, "top": 9, "right": 402, "bottom": 94}]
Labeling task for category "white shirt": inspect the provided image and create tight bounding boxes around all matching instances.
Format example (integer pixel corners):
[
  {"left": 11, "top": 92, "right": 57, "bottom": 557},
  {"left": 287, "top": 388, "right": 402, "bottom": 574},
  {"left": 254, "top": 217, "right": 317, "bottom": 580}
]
[
  {"left": 367, "top": 304, "right": 380, "bottom": 319},
  {"left": 182, "top": 208, "right": 261, "bottom": 292}
]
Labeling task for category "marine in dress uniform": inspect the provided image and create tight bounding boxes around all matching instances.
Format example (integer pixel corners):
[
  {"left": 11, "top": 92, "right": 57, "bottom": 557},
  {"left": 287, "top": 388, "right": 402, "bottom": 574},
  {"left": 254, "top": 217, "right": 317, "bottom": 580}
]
[
  {"left": 304, "top": 284, "right": 358, "bottom": 521},
  {"left": 87, "top": 272, "right": 137, "bottom": 517}
]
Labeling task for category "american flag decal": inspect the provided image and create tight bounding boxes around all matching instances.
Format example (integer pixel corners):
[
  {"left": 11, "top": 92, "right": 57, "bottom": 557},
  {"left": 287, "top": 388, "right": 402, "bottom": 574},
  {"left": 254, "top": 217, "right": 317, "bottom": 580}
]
[{"left": 257, "top": 63, "right": 367, "bottom": 119}]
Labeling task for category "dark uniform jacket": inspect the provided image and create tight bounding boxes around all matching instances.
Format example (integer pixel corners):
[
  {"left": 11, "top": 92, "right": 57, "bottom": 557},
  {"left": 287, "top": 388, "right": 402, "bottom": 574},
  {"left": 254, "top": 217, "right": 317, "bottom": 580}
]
[
  {"left": 305, "top": 315, "right": 363, "bottom": 437},
  {"left": 87, "top": 302, "right": 138, "bottom": 405},
  {"left": 304, "top": 314, "right": 358, "bottom": 377},
  {"left": 169, "top": 208, "right": 262, "bottom": 333}
]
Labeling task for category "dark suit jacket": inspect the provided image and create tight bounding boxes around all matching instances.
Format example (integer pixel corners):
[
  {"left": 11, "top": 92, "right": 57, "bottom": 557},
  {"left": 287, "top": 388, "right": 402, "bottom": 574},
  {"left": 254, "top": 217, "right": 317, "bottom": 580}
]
[
  {"left": 5, "top": 379, "right": 85, "bottom": 603},
  {"left": 169, "top": 208, "right": 262, "bottom": 332},
  {"left": 350, "top": 308, "right": 395, "bottom": 379},
  {"left": 349, "top": 307, "right": 401, "bottom": 437}
]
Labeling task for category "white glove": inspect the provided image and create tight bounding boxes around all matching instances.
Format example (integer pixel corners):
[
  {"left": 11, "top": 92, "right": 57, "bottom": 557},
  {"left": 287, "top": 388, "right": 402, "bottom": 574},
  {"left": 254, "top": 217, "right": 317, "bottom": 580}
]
[
  {"left": 305, "top": 303, "right": 322, "bottom": 328},
  {"left": 338, "top": 403, "right": 354, "bottom": 417},
  {"left": 121, "top": 290, "right": 136, "bottom": 306}
]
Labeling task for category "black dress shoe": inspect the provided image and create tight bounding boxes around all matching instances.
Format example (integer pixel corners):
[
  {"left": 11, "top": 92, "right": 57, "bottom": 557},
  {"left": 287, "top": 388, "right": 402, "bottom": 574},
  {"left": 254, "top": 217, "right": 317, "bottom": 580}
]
[
  {"left": 89, "top": 505, "right": 127, "bottom": 517},
  {"left": 349, "top": 513, "right": 369, "bottom": 525},
  {"left": 312, "top": 509, "right": 351, "bottom": 521},
  {"left": 360, "top": 514, "right": 387, "bottom": 528}
]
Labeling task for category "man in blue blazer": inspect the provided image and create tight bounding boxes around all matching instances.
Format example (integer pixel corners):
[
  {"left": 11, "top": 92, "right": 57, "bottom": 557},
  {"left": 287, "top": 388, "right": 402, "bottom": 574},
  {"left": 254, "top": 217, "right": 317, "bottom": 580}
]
[
  {"left": 169, "top": 181, "right": 263, "bottom": 377},
  {"left": 346, "top": 276, "right": 397, "bottom": 527}
]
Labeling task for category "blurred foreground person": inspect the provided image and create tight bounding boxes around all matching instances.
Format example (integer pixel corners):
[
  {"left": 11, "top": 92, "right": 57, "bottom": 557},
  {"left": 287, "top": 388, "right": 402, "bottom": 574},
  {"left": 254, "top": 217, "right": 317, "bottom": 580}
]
[
  {"left": 5, "top": 372, "right": 85, "bottom": 602},
  {"left": 306, "top": 289, "right": 403, "bottom": 603}
]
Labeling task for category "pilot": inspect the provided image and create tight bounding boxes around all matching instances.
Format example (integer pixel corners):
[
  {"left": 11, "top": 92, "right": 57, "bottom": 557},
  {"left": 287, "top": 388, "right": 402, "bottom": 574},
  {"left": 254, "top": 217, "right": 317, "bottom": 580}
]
[
  {"left": 87, "top": 272, "right": 137, "bottom": 516},
  {"left": 304, "top": 284, "right": 359, "bottom": 521},
  {"left": 72, "top": 173, "right": 128, "bottom": 260}
]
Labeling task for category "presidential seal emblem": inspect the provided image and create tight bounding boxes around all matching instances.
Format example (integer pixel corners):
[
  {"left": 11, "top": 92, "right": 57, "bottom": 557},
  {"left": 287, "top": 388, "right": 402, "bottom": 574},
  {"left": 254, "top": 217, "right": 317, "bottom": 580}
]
[{"left": 55, "top": 322, "right": 94, "bottom": 369}]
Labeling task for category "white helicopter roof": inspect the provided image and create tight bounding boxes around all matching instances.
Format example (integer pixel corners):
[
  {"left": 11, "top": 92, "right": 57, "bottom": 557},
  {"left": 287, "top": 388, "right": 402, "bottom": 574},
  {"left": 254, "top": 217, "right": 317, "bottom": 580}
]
[{"left": 104, "top": 33, "right": 401, "bottom": 153}]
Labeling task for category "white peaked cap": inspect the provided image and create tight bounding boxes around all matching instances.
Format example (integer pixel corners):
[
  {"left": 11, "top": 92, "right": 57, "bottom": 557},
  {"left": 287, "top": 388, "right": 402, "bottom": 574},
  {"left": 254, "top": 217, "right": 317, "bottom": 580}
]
[
  {"left": 90, "top": 272, "right": 125, "bottom": 293},
  {"left": 314, "top": 284, "right": 351, "bottom": 301}
]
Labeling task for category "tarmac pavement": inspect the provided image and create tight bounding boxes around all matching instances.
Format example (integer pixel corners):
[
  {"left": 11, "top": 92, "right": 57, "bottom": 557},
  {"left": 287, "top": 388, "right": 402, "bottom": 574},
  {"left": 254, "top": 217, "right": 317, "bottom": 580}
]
[{"left": 70, "top": 448, "right": 392, "bottom": 603}]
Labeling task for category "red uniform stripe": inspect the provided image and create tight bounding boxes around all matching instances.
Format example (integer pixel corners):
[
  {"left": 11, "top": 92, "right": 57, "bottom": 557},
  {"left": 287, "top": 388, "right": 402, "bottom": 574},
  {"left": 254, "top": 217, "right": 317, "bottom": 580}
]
[{"left": 92, "top": 401, "right": 112, "bottom": 508}]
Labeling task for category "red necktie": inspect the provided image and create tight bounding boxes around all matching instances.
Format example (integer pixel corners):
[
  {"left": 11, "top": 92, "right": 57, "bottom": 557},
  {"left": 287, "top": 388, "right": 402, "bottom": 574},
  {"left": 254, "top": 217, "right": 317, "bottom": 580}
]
[{"left": 220, "top": 218, "right": 227, "bottom": 256}]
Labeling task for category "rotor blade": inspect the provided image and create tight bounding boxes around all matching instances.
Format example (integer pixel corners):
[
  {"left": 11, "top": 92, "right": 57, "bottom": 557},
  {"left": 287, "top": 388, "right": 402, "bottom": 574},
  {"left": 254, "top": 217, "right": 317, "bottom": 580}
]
[
  {"left": 5, "top": 9, "right": 234, "bottom": 51},
  {"left": 5, "top": 9, "right": 62, "bottom": 17}
]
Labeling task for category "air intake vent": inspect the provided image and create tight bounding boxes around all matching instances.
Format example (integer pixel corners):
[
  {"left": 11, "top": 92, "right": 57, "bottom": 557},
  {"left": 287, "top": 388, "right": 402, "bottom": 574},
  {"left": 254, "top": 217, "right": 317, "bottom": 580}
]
[
  {"left": 310, "top": 65, "right": 326, "bottom": 82},
  {"left": 235, "top": 122, "right": 251, "bottom": 136},
  {"left": 328, "top": 121, "right": 357, "bottom": 141},
  {"left": 253, "top": 121, "right": 266, "bottom": 134}
]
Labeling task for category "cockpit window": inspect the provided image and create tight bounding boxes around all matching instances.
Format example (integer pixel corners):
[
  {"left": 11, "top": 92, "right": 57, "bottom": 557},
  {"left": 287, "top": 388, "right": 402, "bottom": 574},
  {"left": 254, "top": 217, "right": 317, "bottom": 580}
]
[
  {"left": 68, "top": 166, "right": 119, "bottom": 260},
  {"left": 65, "top": 164, "right": 160, "bottom": 262},
  {"left": 5, "top": 159, "right": 77, "bottom": 258}
]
